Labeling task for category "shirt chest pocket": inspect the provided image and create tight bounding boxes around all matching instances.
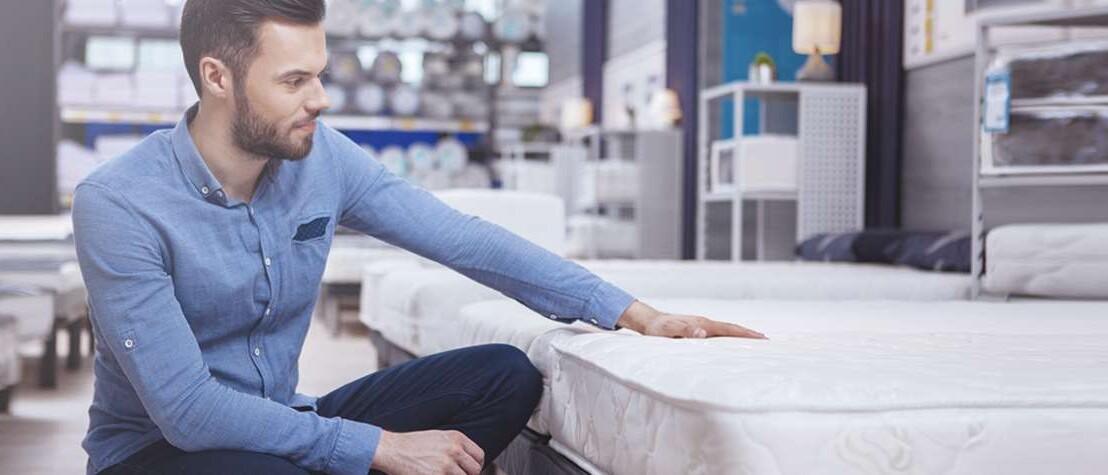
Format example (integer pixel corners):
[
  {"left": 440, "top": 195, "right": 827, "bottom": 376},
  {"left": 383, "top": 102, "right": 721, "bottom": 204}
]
[{"left": 292, "top": 214, "right": 332, "bottom": 244}]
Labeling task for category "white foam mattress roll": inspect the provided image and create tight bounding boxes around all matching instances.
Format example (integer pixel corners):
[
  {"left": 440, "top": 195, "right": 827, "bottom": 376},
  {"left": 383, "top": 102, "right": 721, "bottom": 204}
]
[{"left": 984, "top": 223, "right": 1108, "bottom": 299}]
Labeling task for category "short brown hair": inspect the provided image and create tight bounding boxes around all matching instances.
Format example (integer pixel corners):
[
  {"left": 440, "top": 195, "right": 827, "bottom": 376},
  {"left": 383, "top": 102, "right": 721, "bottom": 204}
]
[{"left": 180, "top": 0, "right": 326, "bottom": 96}]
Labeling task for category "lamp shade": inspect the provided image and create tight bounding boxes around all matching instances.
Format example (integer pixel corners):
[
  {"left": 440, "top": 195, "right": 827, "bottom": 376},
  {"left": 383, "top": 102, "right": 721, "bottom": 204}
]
[
  {"left": 792, "top": 0, "right": 841, "bottom": 55},
  {"left": 648, "top": 89, "right": 682, "bottom": 128},
  {"left": 560, "top": 97, "right": 594, "bottom": 132}
]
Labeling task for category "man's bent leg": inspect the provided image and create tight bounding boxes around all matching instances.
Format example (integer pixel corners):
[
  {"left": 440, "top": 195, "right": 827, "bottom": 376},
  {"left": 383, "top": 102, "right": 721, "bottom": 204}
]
[{"left": 315, "top": 344, "right": 543, "bottom": 465}]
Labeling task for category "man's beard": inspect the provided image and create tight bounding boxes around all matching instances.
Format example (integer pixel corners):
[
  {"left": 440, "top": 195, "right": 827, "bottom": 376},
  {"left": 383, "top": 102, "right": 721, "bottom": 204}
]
[{"left": 231, "top": 86, "right": 317, "bottom": 161}]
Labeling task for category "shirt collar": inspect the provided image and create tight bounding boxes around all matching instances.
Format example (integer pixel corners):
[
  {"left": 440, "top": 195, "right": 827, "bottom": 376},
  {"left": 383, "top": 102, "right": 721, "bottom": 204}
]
[
  {"left": 170, "top": 104, "right": 282, "bottom": 206},
  {"left": 172, "top": 104, "right": 228, "bottom": 204}
]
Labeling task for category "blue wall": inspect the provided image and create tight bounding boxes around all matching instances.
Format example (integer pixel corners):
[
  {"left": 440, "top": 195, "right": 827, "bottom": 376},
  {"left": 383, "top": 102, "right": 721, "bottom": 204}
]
[{"left": 719, "top": 0, "right": 806, "bottom": 137}]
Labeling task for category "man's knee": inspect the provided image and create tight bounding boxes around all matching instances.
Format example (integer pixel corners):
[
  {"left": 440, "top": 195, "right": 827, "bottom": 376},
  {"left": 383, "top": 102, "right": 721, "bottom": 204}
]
[{"left": 471, "top": 344, "right": 543, "bottom": 405}]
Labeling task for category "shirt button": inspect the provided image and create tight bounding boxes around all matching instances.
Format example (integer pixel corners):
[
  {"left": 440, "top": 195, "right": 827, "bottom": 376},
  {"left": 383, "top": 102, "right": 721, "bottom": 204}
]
[
  {"left": 265, "top": 307, "right": 272, "bottom": 316},
  {"left": 254, "top": 347, "right": 261, "bottom": 357},
  {"left": 201, "top": 186, "right": 209, "bottom": 195},
  {"left": 123, "top": 338, "right": 134, "bottom": 349},
  {"left": 264, "top": 257, "right": 272, "bottom": 267}
]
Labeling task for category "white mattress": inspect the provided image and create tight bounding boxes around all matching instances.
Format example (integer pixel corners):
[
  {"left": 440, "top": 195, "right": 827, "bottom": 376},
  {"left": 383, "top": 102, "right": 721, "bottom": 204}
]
[
  {"left": 456, "top": 298, "right": 1108, "bottom": 475},
  {"left": 0, "top": 215, "right": 73, "bottom": 242},
  {"left": 321, "top": 238, "right": 412, "bottom": 285},
  {"left": 984, "top": 223, "right": 1108, "bottom": 299},
  {"left": 374, "top": 261, "right": 972, "bottom": 357},
  {"left": 0, "top": 292, "right": 55, "bottom": 356}
]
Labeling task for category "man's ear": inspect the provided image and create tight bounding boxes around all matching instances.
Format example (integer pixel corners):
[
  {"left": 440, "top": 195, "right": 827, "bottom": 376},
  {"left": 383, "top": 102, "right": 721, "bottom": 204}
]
[{"left": 198, "top": 56, "right": 233, "bottom": 100}]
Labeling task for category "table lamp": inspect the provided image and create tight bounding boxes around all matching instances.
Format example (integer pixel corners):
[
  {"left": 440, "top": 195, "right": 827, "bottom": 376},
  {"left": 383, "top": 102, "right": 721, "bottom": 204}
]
[{"left": 793, "top": 0, "right": 841, "bottom": 82}]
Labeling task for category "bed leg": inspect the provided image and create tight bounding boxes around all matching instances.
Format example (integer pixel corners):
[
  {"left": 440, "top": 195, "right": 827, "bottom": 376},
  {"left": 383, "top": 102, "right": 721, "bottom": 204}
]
[
  {"left": 0, "top": 386, "right": 13, "bottom": 414},
  {"left": 39, "top": 323, "right": 58, "bottom": 389},
  {"left": 66, "top": 318, "right": 83, "bottom": 371},
  {"left": 86, "top": 313, "right": 95, "bottom": 356}
]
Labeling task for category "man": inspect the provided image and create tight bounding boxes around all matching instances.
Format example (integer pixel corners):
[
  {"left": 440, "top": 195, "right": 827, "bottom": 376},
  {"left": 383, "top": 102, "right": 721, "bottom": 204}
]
[{"left": 73, "top": 1, "right": 765, "bottom": 474}]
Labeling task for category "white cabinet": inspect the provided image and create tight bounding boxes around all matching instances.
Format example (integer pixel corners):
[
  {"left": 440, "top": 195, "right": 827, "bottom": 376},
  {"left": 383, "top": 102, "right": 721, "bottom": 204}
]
[{"left": 697, "top": 82, "right": 866, "bottom": 261}]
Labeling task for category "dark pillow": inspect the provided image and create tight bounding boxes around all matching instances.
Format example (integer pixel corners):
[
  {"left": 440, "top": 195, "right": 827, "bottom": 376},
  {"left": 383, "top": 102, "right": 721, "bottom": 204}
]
[
  {"left": 895, "top": 231, "right": 971, "bottom": 273},
  {"left": 852, "top": 229, "right": 909, "bottom": 263},
  {"left": 796, "top": 233, "right": 859, "bottom": 262}
]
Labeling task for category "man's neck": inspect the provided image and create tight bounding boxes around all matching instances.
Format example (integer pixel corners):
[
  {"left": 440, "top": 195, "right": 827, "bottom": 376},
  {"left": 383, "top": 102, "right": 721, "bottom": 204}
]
[{"left": 188, "top": 102, "right": 269, "bottom": 203}]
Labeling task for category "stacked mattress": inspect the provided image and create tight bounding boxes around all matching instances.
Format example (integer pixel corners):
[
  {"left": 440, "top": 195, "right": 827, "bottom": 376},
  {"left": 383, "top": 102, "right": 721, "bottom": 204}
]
[
  {"left": 371, "top": 261, "right": 972, "bottom": 357},
  {"left": 459, "top": 299, "right": 1108, "bottom": 475},
  {"left": 985, "top": 224, "right": 1108, "bottom": 299},
  {"left": 0, "top": 215, "right": 82, "bottom": 356}
]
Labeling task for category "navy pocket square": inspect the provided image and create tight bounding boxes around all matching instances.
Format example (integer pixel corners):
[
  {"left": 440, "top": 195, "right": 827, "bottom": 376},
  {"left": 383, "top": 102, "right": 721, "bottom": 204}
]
[{"left": 293, "top": 217, "right": 330, "bottom": 241}]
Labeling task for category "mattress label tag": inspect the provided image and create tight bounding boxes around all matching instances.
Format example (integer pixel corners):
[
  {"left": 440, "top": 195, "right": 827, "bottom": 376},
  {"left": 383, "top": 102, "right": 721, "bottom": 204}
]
[{"left": 983, "top": 71, "right": 1011, "bottom": 134}]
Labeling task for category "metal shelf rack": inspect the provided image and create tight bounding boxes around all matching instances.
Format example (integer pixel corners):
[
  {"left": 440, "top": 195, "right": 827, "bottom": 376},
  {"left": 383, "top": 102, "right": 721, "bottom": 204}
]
[{"left": 970, "top": 6, "right": 1108, "bottom": 298}]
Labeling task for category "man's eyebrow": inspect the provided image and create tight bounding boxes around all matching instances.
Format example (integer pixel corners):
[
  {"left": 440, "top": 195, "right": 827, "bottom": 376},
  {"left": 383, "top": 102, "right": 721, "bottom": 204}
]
[{"left": 275, "top": 69, "right": 314, "bottom": 81}]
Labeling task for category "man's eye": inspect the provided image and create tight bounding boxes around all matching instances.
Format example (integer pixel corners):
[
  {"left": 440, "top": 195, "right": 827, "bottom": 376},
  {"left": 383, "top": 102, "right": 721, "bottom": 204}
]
[{"left": 287, "top": 78, "right": 303, "bottom": 88}]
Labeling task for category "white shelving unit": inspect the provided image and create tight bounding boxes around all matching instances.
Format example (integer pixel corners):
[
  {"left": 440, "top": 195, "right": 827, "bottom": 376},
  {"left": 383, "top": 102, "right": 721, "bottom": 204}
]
[
  {"left": 696, "top": 82, "right": 867, "bottom": 261},
  {"left": 971, "top": 6, "right": 1108, "bottom": 298},
  {"left": 564, "top": 127, "right": 684, "bottom": 260},
  {"left": 58, "top": 106, "right": 490, "bottom": 133}
]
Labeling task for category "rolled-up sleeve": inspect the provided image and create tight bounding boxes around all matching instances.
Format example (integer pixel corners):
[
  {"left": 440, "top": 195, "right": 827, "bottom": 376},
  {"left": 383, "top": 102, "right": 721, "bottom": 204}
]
[
  {"left": 73, "top": 182, "right": 380, "bottom": 474},
  {"left": 325, "top": 126, "right": 636, "bottom": 329}
]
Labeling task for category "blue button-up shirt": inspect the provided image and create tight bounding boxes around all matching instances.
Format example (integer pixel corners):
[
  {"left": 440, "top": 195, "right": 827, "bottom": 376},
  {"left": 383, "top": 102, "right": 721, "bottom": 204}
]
[{"left": 72, "top": 106, "right": 636, "bottom": 475}]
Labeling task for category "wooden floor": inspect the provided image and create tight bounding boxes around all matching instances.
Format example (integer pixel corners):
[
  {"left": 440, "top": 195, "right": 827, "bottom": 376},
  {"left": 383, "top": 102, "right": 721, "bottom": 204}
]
[{"left": 0, "top": 316, "right": 379, "bottom": 474}]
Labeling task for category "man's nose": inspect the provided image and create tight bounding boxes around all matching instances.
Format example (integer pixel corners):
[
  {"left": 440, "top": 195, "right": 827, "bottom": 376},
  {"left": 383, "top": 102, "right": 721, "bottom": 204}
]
[{"left": 308, "top": 78, "right": 332, "bottom": 112}]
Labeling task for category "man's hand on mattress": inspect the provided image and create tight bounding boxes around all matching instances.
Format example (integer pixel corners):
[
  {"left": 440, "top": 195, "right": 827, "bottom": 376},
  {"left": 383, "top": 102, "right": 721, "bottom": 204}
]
[
  {"left": 372, "top": 429, "right": 485, "bottom": 475},
  {"left": 616, "top": 300, "right": 767, "bottom": 340}
]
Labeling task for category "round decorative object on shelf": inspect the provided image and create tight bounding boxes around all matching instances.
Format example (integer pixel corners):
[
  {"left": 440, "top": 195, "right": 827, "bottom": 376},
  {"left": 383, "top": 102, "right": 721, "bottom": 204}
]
[
  {"left": 421, "top": 91, "right": 455, "bottom": 119},
  {"left": 425, "top": 6, "right": 460, "bottom": 41},
  {"left": 423, "top": 53, "right": 450, "bottom": 77},
  {"left": 493, "top": 8, "right": 531, "bottom": 44},
  {"left": 357, "top": 3, "right": 393, "bottom": 39},
  {"left": 451, "top": 92, "right": 489, "bottom": 119},
  {"left": 458, "top": 11, "right": 487, "bottom": 42},
  {"left": 370, "top": 51, "right": 403, "bottom": 84},
  {"left": 459, "top": 55, "right": 485, "bottom": 89},
  {"left": 388, "top": 84, "right": 422, "bottom": 116},
  {"left": 354, "top": 83, "right": 386, "bottom": 115},
  {"left": 323, "top": 84, "right": 350, "bottom": 112},
  {"left": 390, "top": 10, "right": 425, "bottom": 39},
  {"left": 378, "top": 146, "right": 409, "bottom": 178},
  {"left": 324, "top": 0, "right": 359, "bottom": 36},
  {"left": 422, "top": 53, "right": 450, "bottom": 89},
  {"left": 436, "top": 137, "right": 469, "bottom": 173},
  {"left": 407, "top": 142, "right": 437, "bottom": 173},
  {"left": 435, "top": 72, "right": 466, "bottom": 90},
  {"left": 329, "top": 52, "right": 364, "bottom": 85},
  {"left": 514, "top": 0, "right": 546, "bottom": 17}
]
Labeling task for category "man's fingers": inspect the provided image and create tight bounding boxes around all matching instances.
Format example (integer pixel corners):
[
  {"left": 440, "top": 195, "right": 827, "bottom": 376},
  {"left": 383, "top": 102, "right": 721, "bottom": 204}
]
[
  {"left": 706, "top": 320, "right": 767, "bottom": 339},
  {"left": 454, "top": 451, "right": 482, "bottom": 475},
  {"left": 455, "top": 431, "right": 485, "bottom": 466}
]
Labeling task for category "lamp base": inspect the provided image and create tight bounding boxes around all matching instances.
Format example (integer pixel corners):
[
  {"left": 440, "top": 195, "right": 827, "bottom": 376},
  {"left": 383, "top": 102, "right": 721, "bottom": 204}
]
[{"left": 796, "top": 53, "right": 835, "bottom": 82}]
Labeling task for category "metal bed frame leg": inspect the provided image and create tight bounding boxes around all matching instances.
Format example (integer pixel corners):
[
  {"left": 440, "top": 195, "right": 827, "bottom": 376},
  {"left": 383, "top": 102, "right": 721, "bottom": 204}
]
[
  {"left": 0, "top": 385, "right": 12, "bottom": 414},
  {"left": 66, "top": 317, "right": 83, "bottom": 370},
  {"left": 86, "top": 312, "right": 95, "bottom": 357},
  {"left": 39, "top": 321, "right": 58, "bottom": 389}
]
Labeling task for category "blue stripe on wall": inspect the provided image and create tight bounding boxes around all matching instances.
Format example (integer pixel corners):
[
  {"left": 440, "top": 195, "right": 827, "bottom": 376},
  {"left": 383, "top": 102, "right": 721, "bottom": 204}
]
[{"left": 719, "top": 0, "right": 807, "bottom": 137}]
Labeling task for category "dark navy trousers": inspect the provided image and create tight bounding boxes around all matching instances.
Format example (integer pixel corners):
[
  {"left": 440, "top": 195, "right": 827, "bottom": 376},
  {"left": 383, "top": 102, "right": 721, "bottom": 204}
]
[{"left": 100, "top": 344, "right": 543, "bottom": 474}]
